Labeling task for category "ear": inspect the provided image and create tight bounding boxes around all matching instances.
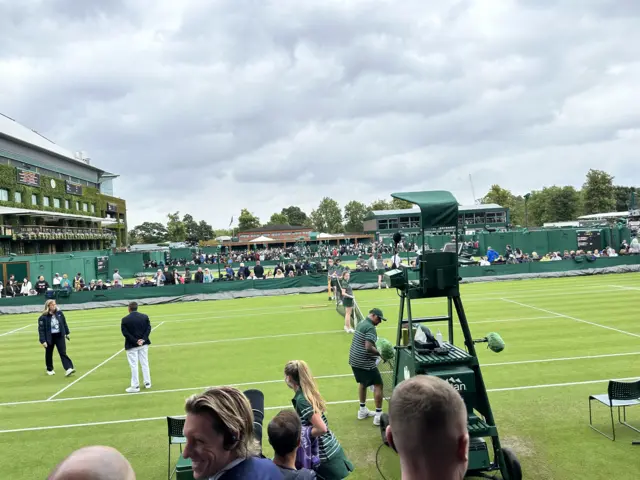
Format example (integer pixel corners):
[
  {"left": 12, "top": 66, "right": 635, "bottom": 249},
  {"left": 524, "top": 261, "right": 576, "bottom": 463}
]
[
  {"left": 385, "top": 425, "right": 397, "bottom": 452},
  {"left": 458, "top": 432, "right": 469, "bottom": 462}
]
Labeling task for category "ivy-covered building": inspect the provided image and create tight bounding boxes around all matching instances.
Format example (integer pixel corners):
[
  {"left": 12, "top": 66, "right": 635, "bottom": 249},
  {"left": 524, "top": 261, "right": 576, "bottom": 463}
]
[{"left": 0, "top": 113, "right": 127, "bottom": 255}]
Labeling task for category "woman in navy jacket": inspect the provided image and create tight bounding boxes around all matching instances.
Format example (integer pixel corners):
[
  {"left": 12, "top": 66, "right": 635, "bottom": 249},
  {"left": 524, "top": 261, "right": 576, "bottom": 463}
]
[{"left": 38, "top": 299, "right": 75, "bottom": 376}]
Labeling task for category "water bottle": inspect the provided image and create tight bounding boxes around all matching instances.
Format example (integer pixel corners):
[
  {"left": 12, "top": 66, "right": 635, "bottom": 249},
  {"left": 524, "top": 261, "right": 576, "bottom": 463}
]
[{"left": 436, "top": 330, "right": 443, "bottom": 346}]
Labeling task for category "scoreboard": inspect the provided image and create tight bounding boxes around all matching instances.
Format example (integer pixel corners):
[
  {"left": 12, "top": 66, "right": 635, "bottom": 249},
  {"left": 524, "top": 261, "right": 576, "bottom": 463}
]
[
  {"left": 17, "top": 169, "right": 40, "bottom": 187},
  {"left": 65, "top": 181, "right": 83, "bottom": 195}
]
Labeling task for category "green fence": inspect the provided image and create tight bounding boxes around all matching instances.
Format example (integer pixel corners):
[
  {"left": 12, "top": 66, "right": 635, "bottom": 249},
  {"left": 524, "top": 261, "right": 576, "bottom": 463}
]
[
  {"left": 0, "top": 249, "right": 110, "bottom": 285},
  {"left": 2, "top": 256, "right": 638, "bottom": 311}
]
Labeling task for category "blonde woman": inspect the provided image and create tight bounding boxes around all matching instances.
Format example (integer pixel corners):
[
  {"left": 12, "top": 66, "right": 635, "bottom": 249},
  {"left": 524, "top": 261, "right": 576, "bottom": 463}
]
[
  {"left": 284, "top": 360, "right": 353, "bottom": 479},
  {"left": 38, "top": 299, "right": 75, "bottom": 376}
]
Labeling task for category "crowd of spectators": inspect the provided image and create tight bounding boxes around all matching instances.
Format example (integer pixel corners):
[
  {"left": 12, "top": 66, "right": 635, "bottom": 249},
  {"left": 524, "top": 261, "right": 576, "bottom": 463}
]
[{"left": 478, "top": 238, "right": 640, "bottom": 266}]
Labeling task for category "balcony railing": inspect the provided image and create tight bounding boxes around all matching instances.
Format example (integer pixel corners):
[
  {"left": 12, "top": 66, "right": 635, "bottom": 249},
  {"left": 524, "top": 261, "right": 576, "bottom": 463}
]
[{"left": 1, "top": 225, "right": 116, "bottom": 241}]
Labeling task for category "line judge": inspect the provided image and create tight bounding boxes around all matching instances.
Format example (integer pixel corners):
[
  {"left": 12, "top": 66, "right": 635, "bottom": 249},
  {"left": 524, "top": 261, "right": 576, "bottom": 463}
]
[{"left": 121, "top": 302, "right": 152, "bottom": 393}]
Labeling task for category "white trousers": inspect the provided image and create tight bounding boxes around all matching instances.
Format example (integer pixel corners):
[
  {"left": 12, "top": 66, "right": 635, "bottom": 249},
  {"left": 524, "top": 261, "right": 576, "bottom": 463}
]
[{"left": 126, "top": 345, "right": 151, "bottom": 388}]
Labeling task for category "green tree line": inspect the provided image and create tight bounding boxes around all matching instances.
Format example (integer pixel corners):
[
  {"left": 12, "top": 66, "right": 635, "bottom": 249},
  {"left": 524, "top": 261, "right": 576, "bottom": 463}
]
[{"left": 482, "top": 169, "right": 637, "bottom": 227}]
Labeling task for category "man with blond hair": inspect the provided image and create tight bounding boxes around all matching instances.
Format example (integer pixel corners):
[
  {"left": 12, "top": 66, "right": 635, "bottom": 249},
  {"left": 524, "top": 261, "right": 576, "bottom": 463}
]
[
  {"left": 385, "top": 375, "right": 469, "bottom": 480},
  {"left": 182, "top": 386, "right": 283, "bottom": 479}
]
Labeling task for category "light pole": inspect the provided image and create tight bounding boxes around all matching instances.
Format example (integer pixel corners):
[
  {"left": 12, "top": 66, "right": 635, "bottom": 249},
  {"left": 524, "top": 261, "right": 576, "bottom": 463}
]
[{"left": 524, "top": 193, "right": 531, "bottom": 228}]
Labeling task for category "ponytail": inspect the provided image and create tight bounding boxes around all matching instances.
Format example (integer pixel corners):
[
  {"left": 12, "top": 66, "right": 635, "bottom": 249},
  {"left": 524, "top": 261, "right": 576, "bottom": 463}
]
[{"left": 284, "top": 360, "right": 326, "bottom": 414}]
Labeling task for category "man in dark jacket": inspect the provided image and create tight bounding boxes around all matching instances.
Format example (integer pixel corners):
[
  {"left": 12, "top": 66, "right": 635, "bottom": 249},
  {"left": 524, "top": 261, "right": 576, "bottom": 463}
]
[
  {"left": 254, "top": 261, "right": 265, "bottom": 279},
  {"left": 194, "top": 267, "right": 204, "bottom": 283},
  {"left": 121, "top": 302, "right": 152, "bottom": 393}
]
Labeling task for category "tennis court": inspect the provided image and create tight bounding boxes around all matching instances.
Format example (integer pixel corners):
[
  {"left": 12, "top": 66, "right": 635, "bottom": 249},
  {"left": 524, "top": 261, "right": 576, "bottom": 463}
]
[{"left": 1, "top": 273, "right": 639, "bottom": 479}]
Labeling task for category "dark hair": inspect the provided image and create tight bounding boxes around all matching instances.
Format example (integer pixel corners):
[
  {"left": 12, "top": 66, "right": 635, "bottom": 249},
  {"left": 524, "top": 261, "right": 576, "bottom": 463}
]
[
  {"left": 267, "top": 410, "right": 301, "bottom": 457},
  {"left": 129, "top": 302, "right": 138, "bottom": 311}
]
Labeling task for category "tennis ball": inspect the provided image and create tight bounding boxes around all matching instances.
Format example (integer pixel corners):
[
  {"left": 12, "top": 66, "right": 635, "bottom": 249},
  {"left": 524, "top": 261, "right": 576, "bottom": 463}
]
[{"left": 377, "top": 337, "right": 394, "bottom": 362}]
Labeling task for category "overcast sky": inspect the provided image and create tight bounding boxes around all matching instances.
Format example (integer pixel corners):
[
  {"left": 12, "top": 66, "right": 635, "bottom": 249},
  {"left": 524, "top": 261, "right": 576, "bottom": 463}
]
[{"left": 1, "top": 0, "right": 639, "bottom": 229}]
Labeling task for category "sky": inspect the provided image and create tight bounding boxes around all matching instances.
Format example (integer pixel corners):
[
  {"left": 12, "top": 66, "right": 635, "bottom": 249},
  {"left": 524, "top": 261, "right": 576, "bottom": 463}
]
[{"left": 1, "top": 0, "right": 639, "bottom": 230}]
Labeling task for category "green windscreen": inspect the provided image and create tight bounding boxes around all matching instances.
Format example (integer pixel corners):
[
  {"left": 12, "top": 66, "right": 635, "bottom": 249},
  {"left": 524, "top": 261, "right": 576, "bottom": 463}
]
[{"left": 391, "top": 191, "right": 459, "bottom": 229}]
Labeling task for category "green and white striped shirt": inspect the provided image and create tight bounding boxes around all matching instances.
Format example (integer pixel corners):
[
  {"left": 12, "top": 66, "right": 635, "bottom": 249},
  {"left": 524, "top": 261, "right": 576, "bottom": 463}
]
[
  {"left": 349, "top": 318, "right": 377, "bottom": 370},
  {"left": 292, "top": 389, "right": 342, "bottom": 462}
]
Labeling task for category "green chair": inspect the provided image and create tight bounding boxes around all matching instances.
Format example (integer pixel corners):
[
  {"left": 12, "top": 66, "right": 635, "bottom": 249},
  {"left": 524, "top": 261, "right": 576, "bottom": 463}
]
[{"left": 167, "top": 416, "right": 187, "bottom": 479}]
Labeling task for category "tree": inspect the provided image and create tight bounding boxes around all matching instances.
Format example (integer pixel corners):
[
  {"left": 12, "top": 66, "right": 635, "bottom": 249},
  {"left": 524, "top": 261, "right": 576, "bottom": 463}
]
[
  {"left": 343, "top": 200, "right": 370, "bottom": 232},
  {"left": 182, "top": 214, "right": 200, "bottom": 242},
  {"left": 267, "top": 212, "right": 290, "bottom": 225},
  {"left": 481, "top": 185, "right": 525, "bottom": 226},
  {"left": 527, "top": 186, "right": 581, "bottom": 225},
  {"left": 214, "top": 229, "right": 232, "bottom": 237},
  {"left": 369, "top": 199, "right": 391, "bottom": 211},
  {"left": 166, "top": 212, "right": 187, "bottom": 242},
  {"left": 390, "top": 198, "right": 414, "bottom": 209},
  {"left": 238, "top": 208, "right": 261, "bottom": 232},
  {"left": 310, "top": 197, "right": 344, "bottom": 233},
  {"left": 613, "top": 186, "right": 637, "bottom": 212},
  {"left": 582, "top": 169, "right": 615, "bottom": 214},
  {"left": 197, "top": 220, "right": 214, "bottom": 241},
  {"left": 281, "top": 206, "right": 308, "bottom": 226},
  {"left": 129, "top": 222, "right": 168, "bottom": 244}
]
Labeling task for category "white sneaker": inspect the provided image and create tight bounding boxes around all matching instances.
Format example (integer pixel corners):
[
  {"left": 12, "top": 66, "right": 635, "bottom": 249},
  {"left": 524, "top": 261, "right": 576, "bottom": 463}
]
[
  {"left": 344, "top": 326, "right": 350, "bottom": 333},
  {"left": 349, "top": 328, "right": 355, "bottom": 333},
  {"left": 126, "top": 386, "right": 140, "bottom": 393},
  {"left": 65, "top": 368, "right": 75, "bottom": 377},
  {"left": 47, "top": 370, "right": 55, "bottom": 376},
  {"left": 144, "top": 383, "right": 152, "bottom": 389},
  {"left": 373, "top": 414, "right": 382, "bottom": 426},
  {"left": 358, "top": 408, "right": 376, "bottom": 420}
]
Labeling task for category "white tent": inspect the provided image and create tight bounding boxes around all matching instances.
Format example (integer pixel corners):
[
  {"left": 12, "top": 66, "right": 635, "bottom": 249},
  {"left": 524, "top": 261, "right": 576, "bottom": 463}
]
[{"left": 250, "top": 235, "right": 275, "bottom": 242}]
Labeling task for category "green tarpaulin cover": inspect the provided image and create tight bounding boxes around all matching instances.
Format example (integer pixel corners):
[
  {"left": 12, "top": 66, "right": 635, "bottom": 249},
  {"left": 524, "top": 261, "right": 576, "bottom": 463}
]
[{"left": 391, "top": 191, "right": 459, "bottom": 229}]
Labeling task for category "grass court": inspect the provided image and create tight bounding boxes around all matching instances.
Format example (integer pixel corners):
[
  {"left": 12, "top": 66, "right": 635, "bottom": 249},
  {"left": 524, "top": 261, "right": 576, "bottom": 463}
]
[{"left": 1, "top": 273, "right": 639, "bottom": 479}]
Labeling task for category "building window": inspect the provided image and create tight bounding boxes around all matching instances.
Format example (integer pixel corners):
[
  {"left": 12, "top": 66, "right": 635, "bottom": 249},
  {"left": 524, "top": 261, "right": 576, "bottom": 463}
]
[
  {"left": 32, "top": 194, "right": 38, "bottom": 205},
  {"left": 0, "top": 189, "right": 8, "bottom": 201},
  {"left": 90, "top": 204, "right": 95, "bottom": 213},
  {"left": 14, "top": 192, "right": 22, "bottom": 203},
  {"left": 82, "top": 203, "right": 88, "bottom": 212},
  {"left": 388, "top": 219, "right": 399, "bottom": 230},
  {"left": 54, "top": 198, "right": 61, "bottom": 208},
  {"left": 43, "top": 196, "right": 50, "bottom": 207},
  {"left": 65, "top": 199, "right": 70, "bottom": 209},
  {"left": 378, "top": 219, "right": 388, "bottom": 230},
  {"left": 76, "top": 201, "right": 80, "bottom": 210}
]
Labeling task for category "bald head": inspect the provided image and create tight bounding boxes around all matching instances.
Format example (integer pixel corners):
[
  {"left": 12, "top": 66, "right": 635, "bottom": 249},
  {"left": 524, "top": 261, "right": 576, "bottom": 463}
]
[
  {"left": 387, "top": 376, "right": 469, "bottom": 479},
  {"left": 49, "top": 446, "right": 135, "bottom": 480}
]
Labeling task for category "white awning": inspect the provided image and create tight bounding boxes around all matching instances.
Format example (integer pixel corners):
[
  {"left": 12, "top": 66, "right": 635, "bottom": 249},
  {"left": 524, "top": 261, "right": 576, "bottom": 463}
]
[
  {"left": 0, "top": 206, "right": 107, "bottom": 223},
  {"left": 250, "top": 235, "right": 275, "bottom": 242}
]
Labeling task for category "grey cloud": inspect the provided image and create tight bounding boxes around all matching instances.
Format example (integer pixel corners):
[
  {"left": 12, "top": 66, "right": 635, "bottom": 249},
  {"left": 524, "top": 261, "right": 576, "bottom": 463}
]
[{"left": 1, "top": 0, "right": 639, "bottom": 228}]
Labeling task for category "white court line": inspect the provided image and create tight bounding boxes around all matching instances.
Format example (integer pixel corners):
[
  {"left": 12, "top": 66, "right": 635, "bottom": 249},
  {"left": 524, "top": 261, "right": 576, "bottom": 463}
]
[
  {"left": 46, "top": 322, "right": 165, "bottom": 401},
  {"left": 150, "top": 315, "right": 560, "bottom": 349},
  {"left": 609, "top": 285, "right": 640, "bottom": 291},
  {"left": 0, "top": 283, "right": 629, "bottom": 333},
  {"left": 5, "top": 314, "right": 561, "bottom": 339},
  {"left": 2, "top": 350, "right": 637, "bottom": 408},
  {"left": 1, "top": 375, "right": 637, "bottom": 434},
  {"left": 501, "top": 298, "right": 640, "bottom": 339},
  {"left": 0, "top": 325, "right": 30, "bottom": 337}
]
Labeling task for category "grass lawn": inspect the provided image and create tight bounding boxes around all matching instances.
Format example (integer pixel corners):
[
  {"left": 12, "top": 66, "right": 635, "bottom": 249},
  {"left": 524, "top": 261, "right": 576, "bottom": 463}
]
[{"left": 1, "top": 273, "right": 639, "bottom": 479}]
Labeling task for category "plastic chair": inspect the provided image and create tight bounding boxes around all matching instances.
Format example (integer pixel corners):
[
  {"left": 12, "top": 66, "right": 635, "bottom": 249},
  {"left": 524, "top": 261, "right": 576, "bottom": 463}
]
[
  {"left": 589, "top": 380, "right": 640, "bottom": 440},
  {"left": 167, "top": 416, "right": 186, "bottom": 479}
]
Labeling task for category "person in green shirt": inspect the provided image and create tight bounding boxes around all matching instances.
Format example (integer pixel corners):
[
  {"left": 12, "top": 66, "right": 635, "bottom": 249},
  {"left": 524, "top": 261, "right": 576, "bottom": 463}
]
[
  {"left": 284, "top": 360, "right": 354, "bottom": 480},
  {"left": 348, "top": 308, "right": 386, "bottom": 426},
  {"left": 340, "top": 270, "right": 355, "bottom": 333}
]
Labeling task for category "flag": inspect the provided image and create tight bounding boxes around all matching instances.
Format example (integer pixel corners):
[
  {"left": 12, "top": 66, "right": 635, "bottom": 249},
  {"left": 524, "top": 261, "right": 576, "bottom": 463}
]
[{"left": 229, "top": 216, "right": 234, "bottom": 227}]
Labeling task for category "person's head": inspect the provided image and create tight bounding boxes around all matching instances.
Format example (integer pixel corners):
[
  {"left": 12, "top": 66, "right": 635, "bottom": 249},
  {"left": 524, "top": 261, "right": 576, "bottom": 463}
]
[
  {"left": 47, "top": 445, "right": 135, "bottom": 480},
  {"left": 39, "top": 275, "right": 45, "bottom": 281},
  {"left": 128, "top": 301, "right": 138, "bottom": 313},
  {"left": 386, "top": 376, "right": 469, "bottom": 479},
  {"left": 284, "top": 360, "right": 326, "bottom": 415},
  {"left": 183, "top": 386, "right": 260, "bottom": 479},
  {"left": 268, "top": 410, "right": 301, "bottom": 459},
  {"left": 368, "top": 308, "right": 386, "bottom": 326},
  {"left": 23, "top": 277, "right": 28, "bottom": 283},
  {"left": 342, "top": 270, "right": 350, "bottom": 281},
  {"left": 43, "top": 299, "right": 57, "bottom": 315},
  {"left": 114, "top": 269, "right": 119, "bottom": 274}
]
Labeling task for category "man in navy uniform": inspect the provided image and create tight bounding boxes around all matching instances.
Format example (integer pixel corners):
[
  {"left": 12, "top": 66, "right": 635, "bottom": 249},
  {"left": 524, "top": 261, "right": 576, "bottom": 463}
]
[{"left": 121, "top": 301, "right": 152, "bottom": 393}]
